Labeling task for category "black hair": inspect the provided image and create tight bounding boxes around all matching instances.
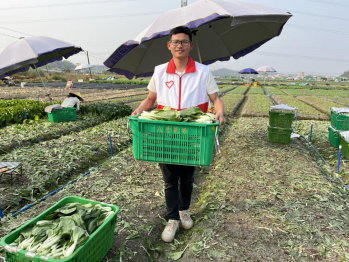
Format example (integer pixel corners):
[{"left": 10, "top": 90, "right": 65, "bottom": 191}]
[{"left": 169, "top": 26, "right": 192, "bottom": 42}]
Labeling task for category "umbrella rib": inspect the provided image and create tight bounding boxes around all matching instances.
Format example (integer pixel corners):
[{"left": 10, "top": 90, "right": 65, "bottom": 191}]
[{"left": 206, "top": 25, "right": 231, "bottom": 60}]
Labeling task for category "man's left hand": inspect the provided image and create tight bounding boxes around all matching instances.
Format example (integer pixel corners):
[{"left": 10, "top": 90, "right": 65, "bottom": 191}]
[{"left": 215, "top": 111, "right": 225, "bottom": 126}]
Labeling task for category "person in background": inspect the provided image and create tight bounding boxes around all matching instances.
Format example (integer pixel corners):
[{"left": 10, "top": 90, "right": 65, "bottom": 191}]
[
  {"left": 61, "top": 92, "right": 84, "bottom": 112},
  {"left": 65, "top": 80, "right": 73, "bottom": 89},
  {"left": 131, "top": 26, "right": 224, "bottom": 243}
]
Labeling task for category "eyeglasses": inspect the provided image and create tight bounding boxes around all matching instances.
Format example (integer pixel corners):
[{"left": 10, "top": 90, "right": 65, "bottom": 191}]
[{"left": 169, "top": 40, "right": 191, "bottom": 46}]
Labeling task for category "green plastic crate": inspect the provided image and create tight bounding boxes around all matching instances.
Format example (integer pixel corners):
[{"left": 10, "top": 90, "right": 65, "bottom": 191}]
[
  {"left": 128, "top": 116, "right": 219, "bottom": 166},
  {"left": 340, "top": 136, "right": 349, "bottom": 159},
  {"left": 267, "top": 125, "right": 292, "bottom": 144},
  {"left": 48, "top": 107, "right": 76, "bottom": 122},
  {"left": 0, "top": 196, "right": 119, "bottom": 262},
  {"left": 328, "top": 125, "right": 340, "bottom": 148},
  {"left": 331, "top": 109, "right": 349, "bottom": 131},
  {"left": 269, "top": 110, "right": 294, "bottom": 128}
]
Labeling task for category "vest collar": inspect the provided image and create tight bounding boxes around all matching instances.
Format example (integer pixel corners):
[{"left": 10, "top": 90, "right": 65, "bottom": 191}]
[{"left": 166, "top": 56, "right": 196, "bottom": 74}]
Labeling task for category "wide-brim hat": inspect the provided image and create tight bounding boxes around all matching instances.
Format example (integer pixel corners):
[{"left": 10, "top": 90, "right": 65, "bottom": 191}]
[{"left": 68, "top": 92, "right": 84, "bottom": 101}]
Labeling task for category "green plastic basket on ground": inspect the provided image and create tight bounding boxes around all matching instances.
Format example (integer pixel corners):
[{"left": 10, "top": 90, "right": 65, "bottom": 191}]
[
  {"left": 330, "top": 109, "right": 349, "bottom": 131},
  {"left": 269, "top": 111, "right": 294, "bottom": 128},
  {"left": 328, "top": 125, "right": 340, "bottom": 148},
  {"left": 48, "top": 107, "right": 76, "bottom": 122},
  {"left": 267, "top": 125, "right": 292, "bottom": 144},
  {"left": 128, "top": 116, "right": 219, "bottom": 166},
  {"left": 0, "top": 196, "right": 119, "bottom": 262}
]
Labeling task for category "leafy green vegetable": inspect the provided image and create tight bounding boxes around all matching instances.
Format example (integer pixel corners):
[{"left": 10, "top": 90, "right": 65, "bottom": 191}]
[
  {"left": 139, "top": 106, "right": 215, "bottom": 123},
  {"left": 9, "top": 202, "right": 114, "bottom": 259}
]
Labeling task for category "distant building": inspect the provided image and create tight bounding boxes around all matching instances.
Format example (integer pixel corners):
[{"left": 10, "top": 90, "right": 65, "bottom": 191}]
[{"left": 299, "top": 72, "right": 305, "bottom": 79}]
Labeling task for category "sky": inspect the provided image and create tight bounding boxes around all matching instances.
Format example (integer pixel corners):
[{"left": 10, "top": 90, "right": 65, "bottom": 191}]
[{"left": 0, "top": 0, "right": 348, "bottom": 76}]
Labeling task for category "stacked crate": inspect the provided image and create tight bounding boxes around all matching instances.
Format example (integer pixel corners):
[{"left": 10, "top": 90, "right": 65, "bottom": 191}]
[
  {"left": 330, "top": 108, "right": 349, "bottom": 157},
  {"left": 328, "top": 108, "right": 349, "bottom": 148},
  {"left": 268, "top": 104, "right": 295, "bottom": 144},
  {"left": 340, "top": 131, "right": 349, "bottom": 159}
]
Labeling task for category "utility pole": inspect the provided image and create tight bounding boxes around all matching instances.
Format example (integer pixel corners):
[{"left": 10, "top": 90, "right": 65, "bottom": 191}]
[
  {"left": 86, "top": 51, "right": 92, "bottom": 79},
  {"left": 181, "top": 0, "right": 187, "bottom": 7}
]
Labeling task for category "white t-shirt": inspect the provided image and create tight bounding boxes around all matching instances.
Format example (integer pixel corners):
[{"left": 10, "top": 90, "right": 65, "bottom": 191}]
[
  {"left": 61, "top": 97, "right": 80, "bottom": 111},
  {"left": 147, "top": 70, "right": 219, "bottom": 95}
]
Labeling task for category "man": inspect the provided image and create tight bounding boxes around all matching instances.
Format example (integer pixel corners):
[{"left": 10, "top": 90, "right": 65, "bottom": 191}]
[
  {"left": 131, "top": 26, "right": 224, "bottom": 242},
  {"left": 61, "top": 92, "right": 84, "bottom": 112}
]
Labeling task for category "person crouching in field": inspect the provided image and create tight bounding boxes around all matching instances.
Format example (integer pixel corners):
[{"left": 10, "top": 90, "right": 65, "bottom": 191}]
[
  {"left": 61, "top": 92, "right": 84, "bottom": 112},
  {"left": 131, "top": 26, "right": 224, "bottom": 242}
]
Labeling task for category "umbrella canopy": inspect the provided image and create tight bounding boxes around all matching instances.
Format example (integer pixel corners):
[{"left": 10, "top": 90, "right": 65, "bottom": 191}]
[
  {"left": 104, "top": 0, "right": 291, "bottom": 79},
  {"left": 256, "top": 66, "right": 276, "bottom": 73},
  {"left": 239, "top": 68, "right": 258, "bottom": 74},
  {"left": 75, "top": 64, "right": 93, "bottom": 71},
  {"left": 0, "top": 36, "right": 82, "bottom": 79}
]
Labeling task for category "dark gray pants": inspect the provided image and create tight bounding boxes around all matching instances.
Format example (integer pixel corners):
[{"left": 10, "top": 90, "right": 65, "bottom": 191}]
[{"left": 159, "top": 164, "right": 196, "bottom": 220}]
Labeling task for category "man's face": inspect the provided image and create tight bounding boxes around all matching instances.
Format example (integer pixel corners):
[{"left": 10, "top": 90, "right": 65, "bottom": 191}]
[{"left": 167, "top": 33, "right": 194, "bottom": 60}]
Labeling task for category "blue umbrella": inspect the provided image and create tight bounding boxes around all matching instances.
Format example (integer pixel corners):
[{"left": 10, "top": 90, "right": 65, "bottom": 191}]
[{"left": 239, "top": 68, "right": 258, "bottom": 74}]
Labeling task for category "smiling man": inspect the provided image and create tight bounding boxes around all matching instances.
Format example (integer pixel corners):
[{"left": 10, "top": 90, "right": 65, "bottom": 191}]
[{"left": 131, "top": 26, "right": 224, "bottom": 243}]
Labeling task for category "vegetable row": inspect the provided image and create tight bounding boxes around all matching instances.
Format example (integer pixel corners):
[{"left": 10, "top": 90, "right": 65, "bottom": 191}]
[{"left": 0, "top": 117, "right": 131, "bottom": 211}]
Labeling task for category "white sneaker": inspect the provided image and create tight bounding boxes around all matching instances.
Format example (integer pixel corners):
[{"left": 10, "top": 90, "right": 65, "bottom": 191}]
[
  {"left": 161, "top": 220, "right": 179, "bottom": 243},
  {"left": 179, "top": 210, "right": 194, "bottom": 230}
]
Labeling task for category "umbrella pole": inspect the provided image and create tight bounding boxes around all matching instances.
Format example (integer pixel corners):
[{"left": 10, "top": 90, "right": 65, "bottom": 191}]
[
  {"left": 86, "top": 51, "right": 92, "bottom": 79},
  {"left": 33, "top": 64, "right": 53, "bottom": 105}
]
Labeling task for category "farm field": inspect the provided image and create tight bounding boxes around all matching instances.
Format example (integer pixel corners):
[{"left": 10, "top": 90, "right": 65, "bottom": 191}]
[
  {"left": 282, "top": 88, "right": 349, "bottom": 98},
  {"left": 228, "top": 86, "right": 248, "bottom": 94},
  {"left": 296, "top": 96, "right": 341, "bottom": 117},
  {"left": 1, "top": 118, "right": 348, "bottom": 261},
  {"left": 273, "top": 95, "right": 328, "bottom": 120},
  {"left": 246, "top": 87, "right": 264, "bottom": 95},
  {"left": 241, "top": 94, "right": 272, "bottom": 117},
  {"left": 2, "top": 84, "right": 349, "bottom": 261},
  {"left": 0, "top": 86, "right": 148, "bottom": 103},
  {"left": 221, "top": 93, "right": 245, "bottom": 115},
  {"left": 265, "top": 87, "right": 287, "bottom": 95}
]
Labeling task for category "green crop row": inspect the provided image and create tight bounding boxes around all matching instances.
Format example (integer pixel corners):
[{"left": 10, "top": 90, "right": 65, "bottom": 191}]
[
  {"left": 0, "top": 117, "right": 131, "bottom": 210},
  {"left": 274, "top": 95, "right": 327, "bottom": 119},
  {"left": 247, "top": 87, "right": 265, "bottom": 95},
  {"left": 228, "top": 86, "right": 248, "bottom": 94},
  {"left": 90, "top": 79, "right": 149, "bottom": 85},
  {"left": 221, "top": 94, "right": 244, "bottom": 115},
  {"left": 0, "top": 100, "right": 51, "bottom": 127},
  {"left": 296, "top": 96, "right": 340, "bottom": 117},
  {"left": 0, "top": 114, "right": 111, "bottom": 154},
  {"left": 265, "top": 87, "right": 285, "bottom": 95},
  {"left": 242, "top": 95, "right": 272, "bottom": 116},
  {"left": 282, "top": 88, "right": 349, "bottom": 98},
  {"left": 80, "top": 103, "right": 132, "bottom": 120}
]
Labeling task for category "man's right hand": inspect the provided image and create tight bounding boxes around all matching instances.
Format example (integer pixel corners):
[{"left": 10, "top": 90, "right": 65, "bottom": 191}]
[{"left": 131, "top": 109, "right": 142, "bottom": 116}]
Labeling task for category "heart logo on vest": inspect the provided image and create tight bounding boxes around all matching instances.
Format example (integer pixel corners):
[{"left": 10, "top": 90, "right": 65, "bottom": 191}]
[{"left": 165, "top": 81, "right": 174, "bottom": 89}]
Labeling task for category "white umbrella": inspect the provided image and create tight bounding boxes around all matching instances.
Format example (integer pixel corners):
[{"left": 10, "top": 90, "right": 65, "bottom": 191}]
[
  {"left": 257, "top": 66, "right": 277, "bottom": 86},
  {"left": 75, "top": 64, "right": 93, "bottom": 71},
  {"left": 0, "top": 36, "right": 82, "bottom": 103},
  {"left": 104, "top": 0, "right": 291, "bottom": 79},
  {"left": 256, "top": 66, "right": 276, "bottom": 73}
]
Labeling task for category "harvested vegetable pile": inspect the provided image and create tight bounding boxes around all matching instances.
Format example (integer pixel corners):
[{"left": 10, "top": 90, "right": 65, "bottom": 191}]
[
  {"left": 9, "top": 202, "right": 114, "bottom": 259},
  {"left": 139, "top": 106, "right": 215, "bottom": 123}
]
